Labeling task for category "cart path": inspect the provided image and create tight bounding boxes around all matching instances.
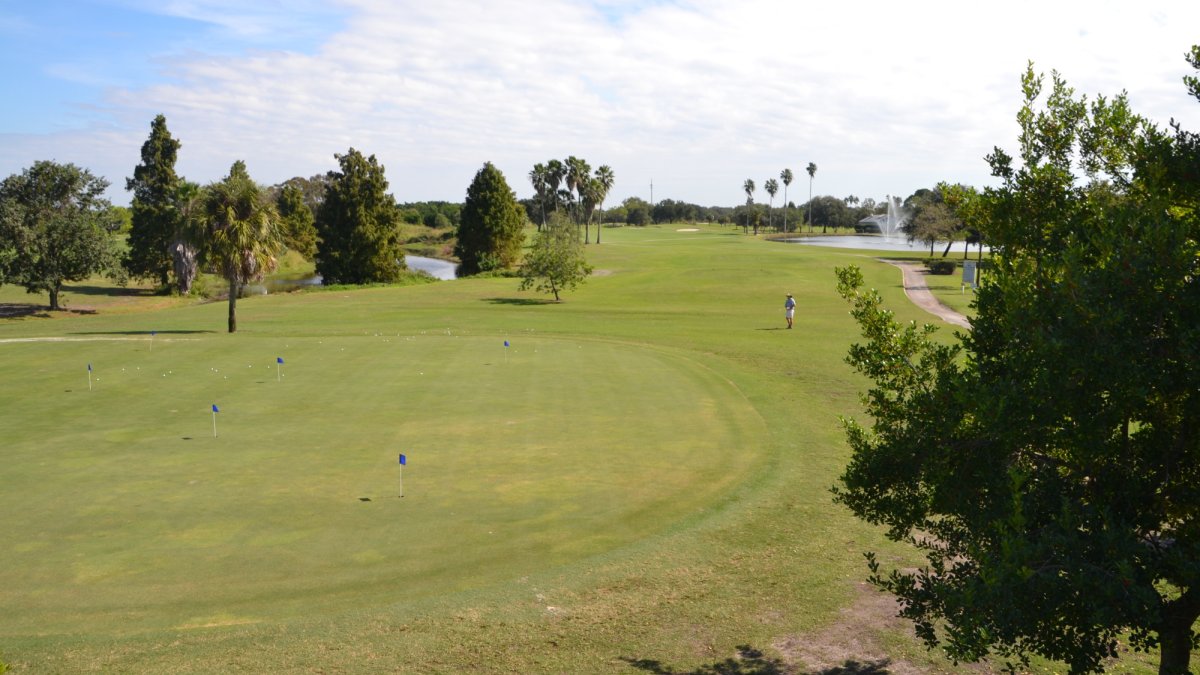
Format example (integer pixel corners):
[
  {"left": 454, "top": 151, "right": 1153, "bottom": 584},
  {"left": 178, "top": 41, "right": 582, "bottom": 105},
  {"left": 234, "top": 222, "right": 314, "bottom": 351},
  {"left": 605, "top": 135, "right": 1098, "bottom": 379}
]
[{"left": 884, "top": 260, "right": 971, "bottom": 330}]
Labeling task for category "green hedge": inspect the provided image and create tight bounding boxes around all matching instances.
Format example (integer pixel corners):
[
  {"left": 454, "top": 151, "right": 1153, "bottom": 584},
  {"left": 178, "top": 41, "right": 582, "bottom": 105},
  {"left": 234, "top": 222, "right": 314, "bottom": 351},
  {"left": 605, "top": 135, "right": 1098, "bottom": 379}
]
[{"left": 925, "top": 258, "right": 957, "bottom": 275}]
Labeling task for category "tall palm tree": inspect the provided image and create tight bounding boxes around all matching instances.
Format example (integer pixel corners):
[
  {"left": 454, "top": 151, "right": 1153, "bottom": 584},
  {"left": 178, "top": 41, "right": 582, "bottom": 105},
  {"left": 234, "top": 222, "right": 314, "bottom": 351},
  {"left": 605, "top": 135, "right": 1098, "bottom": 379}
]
[
  {"left": 565, "top": 156, "right": 591, "bottom": 236},
  {"left": 529, "top": 163, "right": 549, "bottom": 230},
  {"left": 593, "top": 165, "right": 614, "bottom": 244},
  {"left": 198, "top": 160, "right": 281, "bottom": 333},
  {"left": 170, "top": 179, "right": 203, "bottom": 294},
  {"left": 580, "top": 178, "right": 600, "bottom": 244},
  {"left": 742, "top": 178, "right": 756, "bottom": 234},
  {"left": 780, "top": 168, "right": 794, "bottom": 232},
  {"left": 545, "top": 159, "right": 566, "bottom": 213},
  {"left": 764, "top": 178, "right": 779, "bottom": 232},
  {"left": 805, "top": 162, "right": 817, "bottom": 233}
]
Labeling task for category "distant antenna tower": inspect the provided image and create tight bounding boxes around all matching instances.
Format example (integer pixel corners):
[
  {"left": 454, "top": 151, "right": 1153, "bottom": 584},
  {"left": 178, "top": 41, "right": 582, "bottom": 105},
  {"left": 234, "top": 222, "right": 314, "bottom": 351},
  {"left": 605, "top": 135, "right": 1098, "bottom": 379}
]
[{"left": 650, "top": 179, "right": 654, "bottom": 207}]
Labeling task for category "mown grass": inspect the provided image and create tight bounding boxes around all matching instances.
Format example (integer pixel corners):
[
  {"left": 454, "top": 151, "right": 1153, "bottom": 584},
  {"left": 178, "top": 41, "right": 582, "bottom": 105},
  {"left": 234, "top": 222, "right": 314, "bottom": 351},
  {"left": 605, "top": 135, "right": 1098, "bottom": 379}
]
[{"left": 0, "top": 224, "right": 1177, "bottom": 673}]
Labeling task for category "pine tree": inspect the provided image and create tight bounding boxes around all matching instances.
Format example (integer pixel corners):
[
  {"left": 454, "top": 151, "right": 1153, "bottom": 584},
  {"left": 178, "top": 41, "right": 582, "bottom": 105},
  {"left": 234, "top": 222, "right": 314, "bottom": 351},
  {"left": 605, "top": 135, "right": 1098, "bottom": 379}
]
[
  {"left": 454, "top": 162, "right": 526, "bottom": 276},
  {"left": 125, "top": 114, "right": 181, "bottom": 288},
  {"left": 314, "top": 149, "right": 406, "bottom": 284},
  {"left": 277, "top": 184, "right": 317, "bottom": 260}
]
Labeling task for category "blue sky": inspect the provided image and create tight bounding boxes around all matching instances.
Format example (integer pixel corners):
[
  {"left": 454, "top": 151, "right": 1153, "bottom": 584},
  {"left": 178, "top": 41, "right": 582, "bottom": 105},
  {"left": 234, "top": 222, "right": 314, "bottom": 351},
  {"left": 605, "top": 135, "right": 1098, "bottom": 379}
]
[{"left": 3, "top": 0, "right": 1199, "bottom": 207}]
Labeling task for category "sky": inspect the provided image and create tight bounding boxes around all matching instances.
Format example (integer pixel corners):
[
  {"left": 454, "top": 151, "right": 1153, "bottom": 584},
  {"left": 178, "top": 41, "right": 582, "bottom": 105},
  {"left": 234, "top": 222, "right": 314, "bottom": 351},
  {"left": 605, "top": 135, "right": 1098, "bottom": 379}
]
[{"left": 2, "top": 0, "right": 1199, "bottom": 209}]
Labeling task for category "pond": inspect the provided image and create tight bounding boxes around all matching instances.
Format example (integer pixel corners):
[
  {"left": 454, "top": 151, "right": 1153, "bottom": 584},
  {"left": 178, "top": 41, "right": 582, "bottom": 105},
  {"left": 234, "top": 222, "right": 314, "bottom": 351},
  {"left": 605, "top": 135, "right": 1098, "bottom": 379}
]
[
  {"left": 247, "top": 255, "right": 457, "bottom": 295},
  {"left": 779, "top": 235, "right": 986, "bottom": 255}
]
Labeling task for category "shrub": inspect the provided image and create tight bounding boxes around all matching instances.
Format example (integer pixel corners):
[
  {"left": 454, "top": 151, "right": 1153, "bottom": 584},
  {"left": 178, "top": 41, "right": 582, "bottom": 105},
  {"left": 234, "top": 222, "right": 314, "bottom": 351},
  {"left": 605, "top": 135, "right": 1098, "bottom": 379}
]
[{"left": 925, "top": 258, "right": 957, "bottom": 275}]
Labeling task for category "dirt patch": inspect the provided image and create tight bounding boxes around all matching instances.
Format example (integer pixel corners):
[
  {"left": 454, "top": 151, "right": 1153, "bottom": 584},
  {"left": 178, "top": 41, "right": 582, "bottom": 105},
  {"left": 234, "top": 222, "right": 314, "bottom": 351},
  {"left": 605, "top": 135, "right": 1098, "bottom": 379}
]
[
  {"left": 591, "top": 269, "right": 614, "bottom": 277},
  {"left": 773, "top": 582, "right": 995, "bottom": 674},
  {"left": 773, "top": 582, "right": 923, "bottom": 674}
]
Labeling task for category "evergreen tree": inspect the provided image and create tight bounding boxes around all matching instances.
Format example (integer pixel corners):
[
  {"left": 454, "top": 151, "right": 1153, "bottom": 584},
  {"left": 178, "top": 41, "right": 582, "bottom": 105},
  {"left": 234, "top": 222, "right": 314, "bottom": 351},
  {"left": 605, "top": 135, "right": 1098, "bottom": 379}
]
[
  {"left": 314, "top": 149, "right": 406, "bottom": 284},
  {"left": 454, "top": 162, "right": 526, "bottom": 275},
  {"left": 277, "top": 184, "right": 318, "bottom": 260},
  {"left": 125, "top": 114, "right": 181, "bottom": 288}
]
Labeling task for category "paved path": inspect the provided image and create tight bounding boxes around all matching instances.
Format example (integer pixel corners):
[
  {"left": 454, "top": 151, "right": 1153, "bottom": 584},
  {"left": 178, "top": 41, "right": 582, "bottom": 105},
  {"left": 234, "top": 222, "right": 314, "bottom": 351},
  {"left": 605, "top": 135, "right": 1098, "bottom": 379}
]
[{"left": 883, "top": 261, "right": 971, "bottom": 330}]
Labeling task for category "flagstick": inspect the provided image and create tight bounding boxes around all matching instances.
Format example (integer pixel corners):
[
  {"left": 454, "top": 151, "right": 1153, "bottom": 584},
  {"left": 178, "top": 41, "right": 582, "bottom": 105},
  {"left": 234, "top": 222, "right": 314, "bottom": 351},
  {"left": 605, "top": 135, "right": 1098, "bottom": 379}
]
[
  {"left": 149, "top": 331, "right": 154, "bottom": 353},
  {"left": 276, "top": 360, "right": 281, "bottom": 382},
  {"left": 212, "top": 410, "right": 218, "bottom": 437},
  {"left": 399, "top": 463, "right": 404, "bottom": 498},
  {"left": 87, "top": 364, "right": 92, "bottom": 391}
]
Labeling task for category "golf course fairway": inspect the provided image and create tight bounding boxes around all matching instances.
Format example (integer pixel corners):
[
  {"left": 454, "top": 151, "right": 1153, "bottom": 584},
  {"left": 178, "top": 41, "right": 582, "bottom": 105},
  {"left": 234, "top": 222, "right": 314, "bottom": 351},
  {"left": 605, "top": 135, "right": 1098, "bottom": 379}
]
[{"left": 1, "top": 225, "right": 1172, "bottom": 673}]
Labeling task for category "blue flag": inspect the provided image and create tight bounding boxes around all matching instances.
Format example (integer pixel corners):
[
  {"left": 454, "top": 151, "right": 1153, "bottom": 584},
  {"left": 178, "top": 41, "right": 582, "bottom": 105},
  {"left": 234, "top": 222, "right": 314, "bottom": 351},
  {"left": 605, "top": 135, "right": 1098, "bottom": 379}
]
[
  {"left": 87, "top": 363, "right": 92, "bottom": 372},
  {"left": 212, "top": 404, "right": 219, "bottom": 413},
  {"left": 151, "top": 331, "right": 156, "bottom": 336},
  {"left": 277, "top": 356, "right": 284, "bottom": 364},
  {"left": 399, "top": 453, "right": 406, "bottom": 465},
  {"left": 504, "top": 340, "right": 510, "bottom": 347}
]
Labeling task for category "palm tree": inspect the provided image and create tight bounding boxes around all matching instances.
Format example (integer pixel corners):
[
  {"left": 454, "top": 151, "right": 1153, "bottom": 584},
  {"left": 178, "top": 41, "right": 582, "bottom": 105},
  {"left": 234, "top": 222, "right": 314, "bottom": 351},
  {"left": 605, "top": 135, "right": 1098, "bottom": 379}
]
[
  {"left": 198, "top": 161, "right": 281, "bottom": 333},
  {"left": 170, "top": 180, "right": 203, "bottom": 294},
  {"left": 780, "top": 168, "right": 794, "bottom": 232},
  {"left": 565, "top": 156, "right": 591, "bottom": 237},
  {"left": 805, "top": 162, "right": 817, "bottom": 233},
  {"left": 545, "top": 159, "right": 566, "bottom": 213},
  {"left": 593, "top": 165, "right": 615, "bottom": 244},
  {"left": 764, "top": 178, "right": 779, "bottom": 232},
  {"left": 742, "top": 178, "right": 756, "bottom": 234},
  {"left": 529, "top": 163, "right": 549, "bottom": 230}
]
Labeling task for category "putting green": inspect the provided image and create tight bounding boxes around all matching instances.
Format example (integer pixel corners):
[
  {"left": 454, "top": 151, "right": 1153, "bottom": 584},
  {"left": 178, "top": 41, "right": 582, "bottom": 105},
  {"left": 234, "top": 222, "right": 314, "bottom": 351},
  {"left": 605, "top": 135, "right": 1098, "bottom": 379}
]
[{"left": 0, "top": 333, "right": 765, "bottom": 637}]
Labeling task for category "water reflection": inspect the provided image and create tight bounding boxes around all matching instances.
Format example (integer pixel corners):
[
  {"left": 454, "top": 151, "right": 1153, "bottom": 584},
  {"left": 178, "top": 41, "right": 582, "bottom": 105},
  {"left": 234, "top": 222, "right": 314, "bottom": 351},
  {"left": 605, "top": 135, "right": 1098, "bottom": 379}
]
[{"left": 245, "top": 255, "right": 457, "bottom": 295}]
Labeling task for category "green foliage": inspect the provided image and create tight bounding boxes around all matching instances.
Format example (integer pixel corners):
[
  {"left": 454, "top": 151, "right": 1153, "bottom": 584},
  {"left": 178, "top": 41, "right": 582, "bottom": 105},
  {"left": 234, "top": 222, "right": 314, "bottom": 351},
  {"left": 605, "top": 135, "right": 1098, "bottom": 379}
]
[
  {"left": 519, "top": 213, "right": 592, "bottom": 301},
  {"left": 276, "top": 184, "right": 318, "bottom": 260},
  {"left": 196, "top": 160, "right": 281, "bottom": 333},
  {"left": 454, "top": 161, "right": 526, "bottom": 276},
  {"left": 923, "top": 258, "right": 956, "bottom": 274},
  {"left": 623, "top": 196, "right": 651, "bottom": 225},
  {"left": 835, "top": 54, "right": 1200, "bottom": 674},
  {"left": 314, "top": 148, "right": 407, "bottom": 284},
  {"left": 125, "top": 114, "right": 182, "bottom": 287},
  {"left": 0, "top": 160, "right": 120, "bottom": 310}
]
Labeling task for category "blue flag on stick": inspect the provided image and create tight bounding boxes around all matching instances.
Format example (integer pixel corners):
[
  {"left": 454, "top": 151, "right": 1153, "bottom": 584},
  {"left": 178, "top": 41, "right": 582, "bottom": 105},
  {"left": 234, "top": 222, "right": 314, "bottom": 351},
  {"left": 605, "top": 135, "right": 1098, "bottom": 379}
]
[
  {"left": 504, "top": 340, "right": 509, "bottom": 347},
  {"left": 399, "top": 453, "right": 406, "bottom": 465},
  {"left": 277, "top": 356, "right": 284, "bottom": 364},
  {"left": 87, "top": 363, "right": 92, "bottom": 372},
  {"left": 212, "top": 404, "right": 219, "bottom": 413}
]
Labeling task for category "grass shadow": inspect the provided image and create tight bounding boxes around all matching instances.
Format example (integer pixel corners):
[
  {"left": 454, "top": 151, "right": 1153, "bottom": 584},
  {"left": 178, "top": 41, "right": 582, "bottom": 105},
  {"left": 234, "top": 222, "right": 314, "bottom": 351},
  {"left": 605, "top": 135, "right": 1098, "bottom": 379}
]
[
  {"left": 483, "top": 297, "right": 557, "bottom": 306},
  {"left": 622, "top": 647, "right": 895, "bottom": 675},
  {"left": 0, "top": 303, "right": 52, "bottom": 318},
  {"left": 63, "top": 285, "right": 160, "bottom": 297},
  {"left": 621, "top": 645, "right": 787, "bottom": 674},
  {"left": 69, "top": 330, "right": 216, "bottom": 335}
]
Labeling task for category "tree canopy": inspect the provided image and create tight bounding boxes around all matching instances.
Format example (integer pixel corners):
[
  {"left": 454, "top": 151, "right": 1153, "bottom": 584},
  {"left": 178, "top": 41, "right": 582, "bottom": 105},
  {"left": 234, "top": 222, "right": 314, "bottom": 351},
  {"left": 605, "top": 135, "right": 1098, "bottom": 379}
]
[
  {"left": 314, "top": 148, "right": 406, "bottom": 285},
  {"left": 519, "top": 213, "right": 592, "bottom": 301},
  {"left": 276, "top": 183, "right": 318, "bottom": 260},
  {"left": 834, "top": 53, "right": 1200, "bottom": 674},
  {"left": 454, "top": 162, "right": 526, "bottom": 275},
  {"left": 196, "top": 161, "right": 281, "bottom": 333},
  {"left": 125, "top": 114, "right": 182, "bottom": 288},
  {"left": 0, "top": 161, "right": 120, "bottom": 310}
]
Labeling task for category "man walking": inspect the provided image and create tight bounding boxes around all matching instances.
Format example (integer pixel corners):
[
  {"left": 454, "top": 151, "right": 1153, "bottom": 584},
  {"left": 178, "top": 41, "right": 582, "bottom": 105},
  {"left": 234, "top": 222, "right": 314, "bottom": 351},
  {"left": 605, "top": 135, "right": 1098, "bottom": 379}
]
[{"left": 784, "top": 293, "right": 796, "bottom": 329}]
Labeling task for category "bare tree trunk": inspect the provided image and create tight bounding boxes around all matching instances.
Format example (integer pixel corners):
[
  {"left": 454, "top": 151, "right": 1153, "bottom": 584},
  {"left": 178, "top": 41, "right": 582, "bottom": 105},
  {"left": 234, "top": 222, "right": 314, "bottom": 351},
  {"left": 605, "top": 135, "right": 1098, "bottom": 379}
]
[
  {"left": 227, "top": 279, "right": 239, "bottom": 333},
  {"left": 1158, "top": 591, "right": 1199, "bottom": 675},
  {"left": 49, "top": 282, "right": 62, "bottom": 311}
]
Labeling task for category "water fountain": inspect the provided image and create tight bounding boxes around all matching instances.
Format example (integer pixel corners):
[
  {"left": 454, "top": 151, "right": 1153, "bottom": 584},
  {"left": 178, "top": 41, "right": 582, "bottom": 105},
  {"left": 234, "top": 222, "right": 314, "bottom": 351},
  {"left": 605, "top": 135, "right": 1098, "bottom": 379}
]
[{"left": 882, "top": 195, "right": 909, "bottom": 239}]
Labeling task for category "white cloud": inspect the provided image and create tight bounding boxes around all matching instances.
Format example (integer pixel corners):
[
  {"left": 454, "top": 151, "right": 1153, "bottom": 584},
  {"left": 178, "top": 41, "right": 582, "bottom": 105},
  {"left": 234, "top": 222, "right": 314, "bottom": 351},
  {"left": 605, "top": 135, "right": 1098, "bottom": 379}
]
[{"left": 3, "top": 0, "right": 1200, "bottom": 207}]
